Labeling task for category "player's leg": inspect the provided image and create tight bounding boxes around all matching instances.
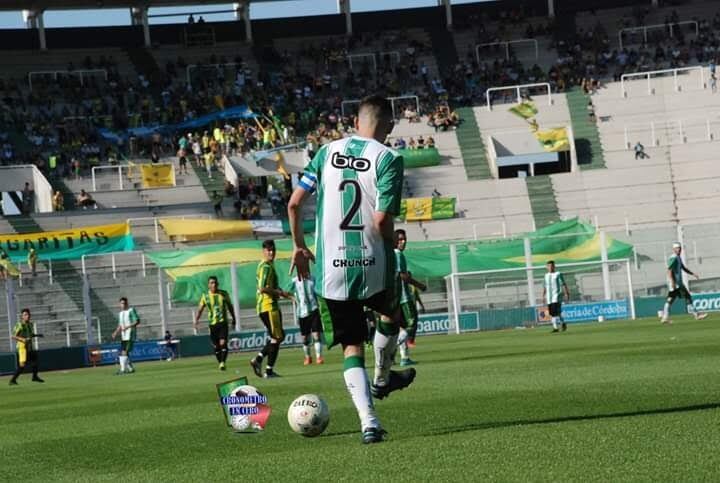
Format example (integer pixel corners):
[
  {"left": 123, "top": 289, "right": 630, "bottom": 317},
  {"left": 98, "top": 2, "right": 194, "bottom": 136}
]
[
  {"left": 366, "top": 291, "right": 416, "bottom": 400},
  {"left": 263, "top": 310, "right": 284, "bottom": 377},
  {"left": 682, "top": 288, "right": 707, "bottom": 320},
  {"left": 9, "top": 347, "right": 26, "bottom": 385},
  {"left": 217, "top": 323, "right": 229, "bottom": 370},
  {"left": 125, "top": 340, "right": 135, "bottom": 373},
  {"left": 559, "top": 303, "right": 567, "bottom": 331},
  {"left": 398, "top": 302, "right": 418, "bottom": 366},
  {"left": 299, "top": 315, "right": 312, "bottom": 365},
  {"left": 549, "top": 303, "right": 560, "bottom": 332},
  {"left": 318, "top": 296, "right": 385, "bottom": 443},
  {"left": 662, "top": 290, "right": 678, "bottom": 323},
  {"left": 29, "top": 350, "right": 43, "bottom": 382},
  {"left": 210, "top": 326, "right": 223, "bottom": 365},
  {"left": 250, "top": 313, "right": 272, "bottom": 377},
  {"left": 310, "top": 310, "right": 324, "bottom": 363}
]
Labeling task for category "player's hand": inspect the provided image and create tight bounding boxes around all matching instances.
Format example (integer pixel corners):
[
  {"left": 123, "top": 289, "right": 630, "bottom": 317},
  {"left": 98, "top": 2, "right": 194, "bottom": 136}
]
[
  {"left": 694, "top": 273, "right": 700, "bottom": 280},
  {"left": 290, "top": 246, "right": 315, "bottom": 280}
]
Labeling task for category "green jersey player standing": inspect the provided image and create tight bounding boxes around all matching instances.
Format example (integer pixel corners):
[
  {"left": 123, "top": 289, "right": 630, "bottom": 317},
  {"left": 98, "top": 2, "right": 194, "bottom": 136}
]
[
  {"left": 394, "top": 229, "right": 426, "bottom": 366},
  {"left": 661, "top": 242, "right": 707, "bottom": 324},
  {"left": 287, "top": 95, "right": 416, "bottom": 444},
  {"left": 111, "top": 297, "right": 140, "bottom": 374}
]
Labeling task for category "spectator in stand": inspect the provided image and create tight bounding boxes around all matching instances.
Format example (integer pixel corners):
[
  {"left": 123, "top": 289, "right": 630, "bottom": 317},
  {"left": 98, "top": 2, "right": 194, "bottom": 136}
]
[
  {"left": 21, "top": 183, "right": 33, "bottom": 215},
  {"left": 417, "top": 136, "right": 425, "bottom": 149},
  {"left": 163, "top": 330, "right": 177, "bottom": 360},
  {"left": 212, "top": 191, "right": 224, "bottom": 218},
  {"left": 587, "top": 101, "right": 596, "bottom": 123},
  {"left": 204, "top": 151, "right": 215, "bottom": 179},
  {"left": 178, "top": 148, "right": 189, "bottom": 175},
  {"left": 634, "top": 142, "right": 649, "bottom": 160},
  {"left": 425, "top": 135, "right": 435, "bottom": 149},
  {"left": 408, "top": 137, "right": 417, "bottom": 149},
  {"left": 27, "top": 248, "right": 37, "bottom": 277},
  {"left": 52, "top": 191, "right": 64, "bottom": 211},
  {"left": 77, "top": 189, "right": 97, "bottom": 210},
  {"left": 404, "top": 105, "right": 420, "bottom": 123},
  {"left": 393, "top": 137, "right": 407, "bottom": 150}
]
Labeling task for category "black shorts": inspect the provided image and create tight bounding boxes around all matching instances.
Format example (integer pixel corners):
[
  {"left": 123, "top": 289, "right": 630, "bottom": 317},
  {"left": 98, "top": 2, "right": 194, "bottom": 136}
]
[
  {"left": 120, "top": 340, "right": 134, "bottom": 353},
  {"left": 179, "top": 157, "right": 187, "bottom": 166},
  {"left": 210, "top": 323, "right": 229, "bottom": 346},
  {"left": 548, "top": 302, "right": 562, "bottom": 317},
  {"left": 318, "top": 290, "right": 396, "bottom": 348},
  {"left": 667, "top": 286, "right": 692, "bottom": 302},
  {"left": 298, "top": 310, "right": 322, "bottom": 336}
]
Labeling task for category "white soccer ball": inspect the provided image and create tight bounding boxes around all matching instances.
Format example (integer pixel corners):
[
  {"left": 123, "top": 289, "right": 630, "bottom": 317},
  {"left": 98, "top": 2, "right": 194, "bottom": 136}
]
[{"left": 287, "top": 394, "right": 330, "bottom": 437}]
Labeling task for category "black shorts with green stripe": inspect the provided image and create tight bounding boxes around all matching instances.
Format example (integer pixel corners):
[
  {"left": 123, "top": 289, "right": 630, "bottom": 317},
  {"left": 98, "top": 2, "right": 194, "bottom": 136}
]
[
  {"left": 318, "top": 290, "right": 396, "bottom": 348},
  {"left": 120, "top": 340, "right": 134, "bottom": 354}
]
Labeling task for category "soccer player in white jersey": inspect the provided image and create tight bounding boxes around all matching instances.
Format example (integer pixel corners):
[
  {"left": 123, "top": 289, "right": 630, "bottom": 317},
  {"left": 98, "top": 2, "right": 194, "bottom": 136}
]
[
  {"left": 111, "top": 297, "right": 140, "bottom": 374},
  {"left": 287, "top": 95, "right": 415, "bottom": 444},
  {"left": 660, "top": 242, "right": 707, "bottom": 324},
  {"left": 542, "top": 261, "right": 569, "bottom": 333},
  {"left": 291, "top": 274, "right": 324, "bottom": 365}
]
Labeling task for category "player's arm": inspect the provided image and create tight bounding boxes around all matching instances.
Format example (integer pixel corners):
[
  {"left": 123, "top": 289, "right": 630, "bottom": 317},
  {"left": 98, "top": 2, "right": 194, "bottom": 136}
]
[
  {"left": 375, "top": 152, "right": 404, "bottom": 242},
  {"left": 129, "top": 308, "right": 141, "bottom": 328},
  {"left": 111, "top": 323, "right": 121, "bottom": 340},
  {"left": 194, "top": 297, "right": 206, "bottom": 328},
  {"left": 681, "top": 262, "right": 700, "bottom": 279},
  {"left": 222, "top": 291, "right": 237, "bottom": 324},
  {"left": 289, "top": 147, "right": 326, "bottom": 279},
  {"left": 11, "top": 328, "right": 27, "bottom": 345}
]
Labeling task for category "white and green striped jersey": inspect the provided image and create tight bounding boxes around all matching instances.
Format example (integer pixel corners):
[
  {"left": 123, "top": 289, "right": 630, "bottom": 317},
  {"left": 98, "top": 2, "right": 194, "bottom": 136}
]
[
  {"left": 292, "top": 275, "right": 319, "bottom": 319},
  {"left": 668, "top": 254, "right": 685, "bottom": 288},
  {"left": 117, "top": 307, "right": 139, "bottom": 341},
  {"left": 299, "top": 135, "right": 404, "bottom": 301},
  {"left": 395, "top": 248, "right": 412, "bottom": 304},
  {"left": 544, "top": 272, "right": 565, "bottom": 304}
]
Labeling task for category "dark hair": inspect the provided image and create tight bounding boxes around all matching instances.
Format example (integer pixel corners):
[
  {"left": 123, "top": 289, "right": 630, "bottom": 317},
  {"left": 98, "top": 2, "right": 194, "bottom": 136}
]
[
  {"left": 21, "top": 308, "right": 30, "bottom": 316},
  {"left": 119, "top": 297, "right": 128, "bottom": 304},
  {"left": 394, "top": 229, "right": 407, "bottom": 244},
  {"left": 358, "top": 95, "right": 393, "bottom": 122},
  {"left": 546, "top": 260, "right": 555, "bottom": 265},
  {"left": 262, "top": 239, "right": 276, "bottom": 250},
  {"left": 208, "top": 276, "right": 218, "bottom": 283}
]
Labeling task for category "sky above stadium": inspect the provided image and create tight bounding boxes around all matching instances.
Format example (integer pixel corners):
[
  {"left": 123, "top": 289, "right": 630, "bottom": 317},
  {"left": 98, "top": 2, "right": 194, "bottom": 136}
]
[{"left": 0, "top": 0, "right": 487, "bottom": 29}]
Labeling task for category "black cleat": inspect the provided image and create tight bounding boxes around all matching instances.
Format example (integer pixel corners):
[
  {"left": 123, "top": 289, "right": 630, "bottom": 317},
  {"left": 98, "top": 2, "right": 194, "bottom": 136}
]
[
  {"left": 249, "top": 359, "right": 263, "bottom": 378},
  {"left": 561, "top": 322, "right": 567, "bottom": 332},
  {"left": 371, "top": 368, "right": 416, "bottom": 400},
  {"left": 9, "top": 379, "right": 18, "bottom": 386},
  {"left": 551, "top": 329, "right": 559, "bottom": 333},
  {"left": 32, "top": 376, "right": 45, "bottom": 383},
  {"left": 362, "top": 427, "right": 387, "bottom": 444},
  {"left": 263, "top": 370, "right": 281, "bottom": 379}
]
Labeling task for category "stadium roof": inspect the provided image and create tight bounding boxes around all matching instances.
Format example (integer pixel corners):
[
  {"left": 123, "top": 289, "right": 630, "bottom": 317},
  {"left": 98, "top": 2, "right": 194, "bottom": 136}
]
[{"left": 0, "top": 0, "right": 285, "bottom": 11}]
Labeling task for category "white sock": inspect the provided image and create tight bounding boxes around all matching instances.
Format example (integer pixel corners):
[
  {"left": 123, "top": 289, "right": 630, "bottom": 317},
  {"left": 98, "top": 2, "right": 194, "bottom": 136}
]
[
  {"left": 397, "top": 328, "right": 408, "bottom": 346},
  {"left": 399, "top": 342, "right": 409, "bottom": 360},
  {"left": 302, "top": 344, "right": 310, "bottom": 357},
  {"left": 344, "top": 362, "right": 380, "bottom": 430},
  {"left": 314, "top": 341, "right": 322, "bottom": 358},
  {"left": 373, "top": 328, "right": 398, "bottom": 387},
  {"left": 551, "top": 317, "right": 558, "bottom": 329},
  {"left": 663, "top": 302, "right": 670, "bottom": 320},
  {"left": 119, "top": 355, "right": 127, "bottom": 372}
]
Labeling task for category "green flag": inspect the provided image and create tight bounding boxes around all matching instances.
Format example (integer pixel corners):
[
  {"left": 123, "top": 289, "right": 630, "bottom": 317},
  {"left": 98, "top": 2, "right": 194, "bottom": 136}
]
[{"left": 508, "top": 101, "right": 538, "bottom": 119}]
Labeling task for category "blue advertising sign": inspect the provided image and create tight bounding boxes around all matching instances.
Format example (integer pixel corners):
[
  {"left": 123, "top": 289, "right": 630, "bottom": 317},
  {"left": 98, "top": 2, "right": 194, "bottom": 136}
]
[
  {"left": 557, "top": 299, "right": 630, "bottom": 323},
  {"left": 86, "top": 341, "right": 168, "bottom": 366}
]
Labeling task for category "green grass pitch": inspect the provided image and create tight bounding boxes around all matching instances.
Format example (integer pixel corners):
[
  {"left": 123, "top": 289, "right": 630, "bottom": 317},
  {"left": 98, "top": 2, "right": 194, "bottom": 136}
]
[{"left": 3, "top": 316, "right": 720, "bottom": 481}]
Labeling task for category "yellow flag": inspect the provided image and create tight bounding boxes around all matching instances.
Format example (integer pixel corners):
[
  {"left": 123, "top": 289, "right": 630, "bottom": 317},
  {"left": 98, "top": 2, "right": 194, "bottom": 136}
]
[
  {"left": 405, "top": 198, "right": 434, "bottom": 221},
  {"left": 535, "top": 128, "right": 570, "bottom": 152},
  {"left": 0, "top": 258, "right": 20, "bottom": 277},
  {"left": 275, "top": 152, "right": 290, "bottom": 180},
  {"left": 140, "top": 163, "right": 176, "bottom": 188}
]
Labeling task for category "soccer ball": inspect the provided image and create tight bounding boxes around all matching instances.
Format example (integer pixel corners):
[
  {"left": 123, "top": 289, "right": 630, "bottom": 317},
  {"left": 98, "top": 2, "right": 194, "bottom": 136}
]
[{"left": 287, "top": 394, "right": 330, "bottom": 437}]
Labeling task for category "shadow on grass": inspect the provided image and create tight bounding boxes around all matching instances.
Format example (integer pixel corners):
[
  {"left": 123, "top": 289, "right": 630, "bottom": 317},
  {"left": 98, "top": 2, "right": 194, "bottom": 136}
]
[{"left": 427, "top": 402, "right": 720, "bottom": 436}]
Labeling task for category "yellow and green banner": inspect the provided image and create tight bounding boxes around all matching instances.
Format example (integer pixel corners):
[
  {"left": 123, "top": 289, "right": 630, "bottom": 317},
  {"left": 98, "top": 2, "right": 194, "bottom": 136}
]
[
  {"left": 0, "top": 222, "right": 134, "bottom": 262},
  {"left": 149, "top": 218, "right": 631, "bottom": 307},
  {"left": 508, "top": 101, "right": 538, "bottom": 120},
  {"left": 398, "top": 197, "right": 456, "bottom": 221},
  {"left": 159, "top": 218, "right": 315, "bottom": 242},
  {"left": 398, "top": 147, "right": 441, "bottom": 168},
  {"left": 535, "top": 128, "right": 570, "bottom": 152},
  {"left": 140, "top": 163, "right": 176, "bottom": 188}
]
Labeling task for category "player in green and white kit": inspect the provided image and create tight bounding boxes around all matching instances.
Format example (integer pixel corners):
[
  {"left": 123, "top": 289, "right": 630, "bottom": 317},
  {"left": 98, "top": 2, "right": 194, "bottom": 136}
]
[
  {"left": 542, "top": 261, "right": 569, "bottom": 333},
  {"left": 661, "top": 242, "right": 707, "bottom": 324},
  {"left": 111, "top": 297, "right": 140, "bottom": 374},
  {"left": 290, "top": 274, "right": 324, "bottom": 365},
  {"left": 287, "top": 95, "right": 415, "bottom": 444},
  {"left": 394, "top": 229, "right": 426, "bottom": 366}
]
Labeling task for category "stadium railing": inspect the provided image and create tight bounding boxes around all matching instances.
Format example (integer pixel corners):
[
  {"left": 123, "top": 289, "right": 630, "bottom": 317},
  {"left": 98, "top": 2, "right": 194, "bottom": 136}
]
[
  {"left": 485, "top": 82, "right": 552, "bottom": 111},
  {"left": 618, "top": 20, "right": 699, "bottom": 50},
  {"left": 620, "top": 66, "right": 706, "bottom": 98}
]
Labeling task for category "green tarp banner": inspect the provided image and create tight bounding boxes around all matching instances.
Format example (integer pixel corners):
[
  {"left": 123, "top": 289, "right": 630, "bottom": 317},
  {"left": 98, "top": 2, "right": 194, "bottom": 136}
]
[
  {"left": 398, "top": 147, "right": 441, "bottom": 168},
  {"left": 147, "top": 219, "right": 633, "bottom": 307}
]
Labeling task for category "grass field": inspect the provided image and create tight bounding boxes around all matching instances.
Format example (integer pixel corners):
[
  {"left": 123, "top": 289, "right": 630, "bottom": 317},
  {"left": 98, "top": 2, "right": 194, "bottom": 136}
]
[{"left": 3, "top": 316, "right": 720, "bottom": 482}]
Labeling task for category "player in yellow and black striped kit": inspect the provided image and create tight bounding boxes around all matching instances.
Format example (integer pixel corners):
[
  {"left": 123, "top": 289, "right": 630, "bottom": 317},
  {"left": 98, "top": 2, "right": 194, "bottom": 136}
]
[
  {"left": 9, "top": 308, "right": 44, "bottom": 385},
  {"left": 194, "top": 276, "right": 236, "bottom": 371}
]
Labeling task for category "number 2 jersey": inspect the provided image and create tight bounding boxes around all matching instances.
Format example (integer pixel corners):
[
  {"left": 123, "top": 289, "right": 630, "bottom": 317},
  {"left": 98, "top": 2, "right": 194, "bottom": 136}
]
[{"left": 299, "top": 135, "right": 404, "bottom": 301}]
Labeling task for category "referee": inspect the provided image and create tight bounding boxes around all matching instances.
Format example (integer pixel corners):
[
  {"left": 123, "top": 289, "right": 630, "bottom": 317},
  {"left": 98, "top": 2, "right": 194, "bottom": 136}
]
[
  {"left": 9, "top": 308, "right": 44, "bottom": 385},
  {"left": 194, "top": 276, "right": 236, "bottom": 371}
]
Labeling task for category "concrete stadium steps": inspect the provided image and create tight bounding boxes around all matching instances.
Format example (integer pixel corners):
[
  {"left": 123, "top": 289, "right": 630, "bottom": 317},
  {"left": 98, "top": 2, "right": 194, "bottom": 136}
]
[
  {"left": 525, "top": 176, "right": 560, "bottom": 228},
  {"left": 456, "top": 107, "right": 491, "bottom": 180},
  {"left": 566, "top": 88, "right": 605, "bottom": 169}
]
